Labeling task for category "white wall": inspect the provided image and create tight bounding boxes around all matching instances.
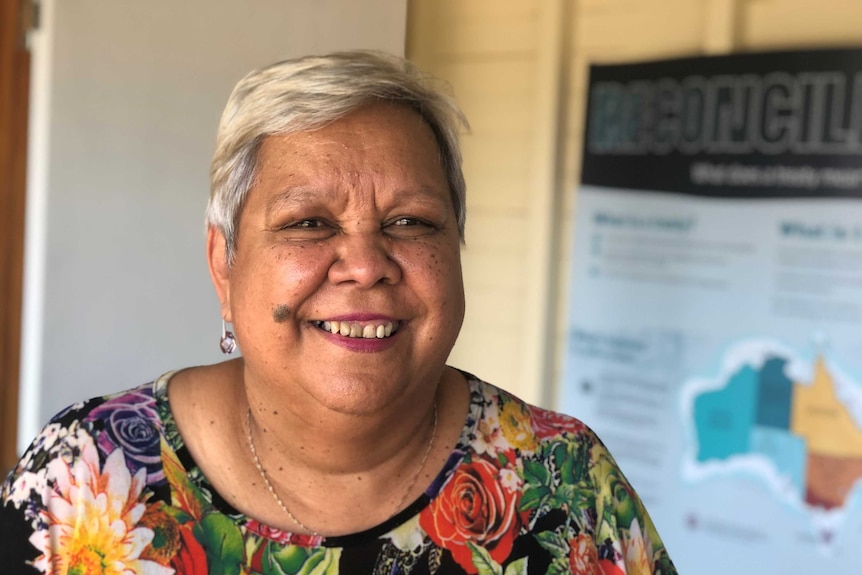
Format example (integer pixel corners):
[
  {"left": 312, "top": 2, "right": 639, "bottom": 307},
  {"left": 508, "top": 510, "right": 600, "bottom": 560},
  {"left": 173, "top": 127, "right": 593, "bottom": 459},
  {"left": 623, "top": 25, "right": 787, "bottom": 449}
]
[{"left": 20, "top": 0, "right": 406, "bottom": 449}]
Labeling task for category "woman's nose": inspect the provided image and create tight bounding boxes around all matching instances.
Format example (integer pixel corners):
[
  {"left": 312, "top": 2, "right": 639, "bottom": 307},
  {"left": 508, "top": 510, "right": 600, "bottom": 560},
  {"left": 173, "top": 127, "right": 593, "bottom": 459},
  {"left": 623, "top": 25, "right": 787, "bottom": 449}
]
[{"left": 328, "top": 229, "right": 402, "bottom": 287}]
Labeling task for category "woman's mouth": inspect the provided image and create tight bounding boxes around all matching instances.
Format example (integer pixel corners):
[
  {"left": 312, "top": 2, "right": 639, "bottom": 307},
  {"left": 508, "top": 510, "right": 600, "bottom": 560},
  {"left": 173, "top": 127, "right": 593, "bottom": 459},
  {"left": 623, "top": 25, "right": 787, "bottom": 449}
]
[{"left": 314, "top": 320, "right": 401, "bottom": 339}]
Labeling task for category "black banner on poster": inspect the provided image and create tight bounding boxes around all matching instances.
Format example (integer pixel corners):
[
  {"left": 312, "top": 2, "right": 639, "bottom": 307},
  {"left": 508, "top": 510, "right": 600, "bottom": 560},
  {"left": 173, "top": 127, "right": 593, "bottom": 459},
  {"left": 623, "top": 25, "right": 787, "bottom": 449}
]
[{"left": 583, "top": 49, "right": 862, "bottom": 198}]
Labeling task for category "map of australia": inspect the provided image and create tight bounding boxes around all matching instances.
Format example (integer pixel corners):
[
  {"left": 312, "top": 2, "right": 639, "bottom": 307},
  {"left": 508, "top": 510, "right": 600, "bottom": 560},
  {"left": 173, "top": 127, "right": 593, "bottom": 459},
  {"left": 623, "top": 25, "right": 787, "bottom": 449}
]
[{"left": 691, "top": 344, "right": 862, "bottom": 512}]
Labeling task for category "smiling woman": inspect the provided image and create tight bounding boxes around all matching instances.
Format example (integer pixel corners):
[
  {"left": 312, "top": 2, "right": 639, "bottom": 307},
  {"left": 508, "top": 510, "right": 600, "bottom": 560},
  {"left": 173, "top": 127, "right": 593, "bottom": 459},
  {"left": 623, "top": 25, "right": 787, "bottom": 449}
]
[{"left": 1, "top": 51, "right": 677, "bottom": 574}]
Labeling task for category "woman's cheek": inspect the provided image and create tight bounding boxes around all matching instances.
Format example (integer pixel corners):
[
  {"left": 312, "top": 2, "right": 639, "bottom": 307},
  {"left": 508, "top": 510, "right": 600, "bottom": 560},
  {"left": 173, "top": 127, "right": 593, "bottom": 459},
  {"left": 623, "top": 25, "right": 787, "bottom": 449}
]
[
  {"left": 395, "top": 239, "right": 460, "bottom": 280},
  {"left": 230, "top": 247, "right": 329, "bottom": 327},
  {"left": 269, "top": 243, "right": 333, "bottom": 290}
]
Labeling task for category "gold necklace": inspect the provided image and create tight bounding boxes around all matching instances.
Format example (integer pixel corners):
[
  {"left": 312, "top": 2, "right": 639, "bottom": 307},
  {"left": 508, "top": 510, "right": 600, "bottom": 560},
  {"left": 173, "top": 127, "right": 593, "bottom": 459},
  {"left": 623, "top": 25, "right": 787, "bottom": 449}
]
[{"left": 245, "top": 404, "right": 438, "bottom": 536}]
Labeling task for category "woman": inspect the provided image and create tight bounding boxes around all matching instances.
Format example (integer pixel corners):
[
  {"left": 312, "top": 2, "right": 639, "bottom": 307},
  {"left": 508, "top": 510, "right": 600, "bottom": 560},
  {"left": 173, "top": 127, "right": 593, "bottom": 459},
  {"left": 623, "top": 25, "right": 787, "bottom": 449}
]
[{"left": 1, "top": 51, "right": 676, "bottom": 574}]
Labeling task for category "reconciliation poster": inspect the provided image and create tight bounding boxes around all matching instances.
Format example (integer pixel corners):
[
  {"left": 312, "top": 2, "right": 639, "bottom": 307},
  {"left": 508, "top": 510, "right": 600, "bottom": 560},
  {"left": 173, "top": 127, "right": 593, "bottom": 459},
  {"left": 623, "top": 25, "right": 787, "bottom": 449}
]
[{"left": 560, "top": 49, "right": 862, "bottom": 574}]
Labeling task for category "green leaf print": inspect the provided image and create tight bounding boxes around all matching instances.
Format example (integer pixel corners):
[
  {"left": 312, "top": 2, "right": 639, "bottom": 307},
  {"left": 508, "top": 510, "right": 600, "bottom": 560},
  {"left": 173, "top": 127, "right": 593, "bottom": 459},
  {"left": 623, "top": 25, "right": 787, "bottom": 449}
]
[
  {"left": 301, "top": 548, "right": 341, "bottom": 575},
  {"left": 613, "top": 481, "right": 638, "bottom": 528},
  {"left": 533, "top": 530, "right": 568, "bottom": 558},
  {"left": 548, "top": 483, "right": 577, "bottom": 509},
  {"left": 546, "top": 557, "right": 571, "bottom": 575},
  {"left": 522, "top": 459, "right": 551, "bottom": 487},
  {"left": 467, "top": 542, "right": 503, "bottom": 575},
  {"left": 192, "top": 513, "right": 244, "bottom": 575},
  {"left": 654, "top": 552, "right": 676, "bottom": 575},
  {"left": 503, "top": 557, "right": 528, "bottom": 575},
  {"left": 264, "top": 545, "right": 342, "bottom": 575},
  {"left": 263, "top": 544, "right": 309, "bottom": 575},
  {"left": 572, "top": 440, "right": 592, "bottom": 484},
  {"left": 519, "top": 484, "right": 551, "bottom": 512},
  {"left": 554, "top": 443, "right": 575, "bottom": 484}
]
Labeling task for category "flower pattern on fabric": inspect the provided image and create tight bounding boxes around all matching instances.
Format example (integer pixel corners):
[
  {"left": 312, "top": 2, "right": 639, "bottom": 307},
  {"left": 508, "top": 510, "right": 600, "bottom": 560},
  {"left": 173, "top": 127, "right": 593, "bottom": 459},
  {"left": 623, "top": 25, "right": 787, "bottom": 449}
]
[
  {"left": 85, "top": 390, "right": 165, "bottom": 485},
  {"left": 34, "top": 434, "right": 171, "bottom": 575},
  {"left": 420, "top": 456, "right": 527, "bottom": 573},
  {"left": 1, "top": 372, "right": 677, "bottom": 574}
]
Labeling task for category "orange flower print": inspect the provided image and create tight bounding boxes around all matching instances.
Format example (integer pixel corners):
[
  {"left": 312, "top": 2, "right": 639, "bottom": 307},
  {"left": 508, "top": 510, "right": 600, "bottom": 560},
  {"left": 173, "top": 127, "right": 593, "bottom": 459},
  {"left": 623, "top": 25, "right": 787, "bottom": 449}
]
[{"left": 569, "top": 533, "right": 600, "bottom": 574}]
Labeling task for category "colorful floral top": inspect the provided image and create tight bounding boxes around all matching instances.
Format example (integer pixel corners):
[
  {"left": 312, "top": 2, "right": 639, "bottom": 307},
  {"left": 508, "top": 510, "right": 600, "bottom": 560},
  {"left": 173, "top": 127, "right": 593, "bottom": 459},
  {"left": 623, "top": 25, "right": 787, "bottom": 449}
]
[{"left": 1, "top": 371, "right": 676, "bottom": 575}]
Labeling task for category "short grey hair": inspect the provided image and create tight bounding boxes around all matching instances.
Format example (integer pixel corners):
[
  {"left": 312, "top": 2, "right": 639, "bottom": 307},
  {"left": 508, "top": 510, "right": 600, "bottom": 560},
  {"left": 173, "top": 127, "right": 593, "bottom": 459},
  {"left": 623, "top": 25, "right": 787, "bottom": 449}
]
[{"left": 206, "top": 50, "right": 469, "bottom": 262}]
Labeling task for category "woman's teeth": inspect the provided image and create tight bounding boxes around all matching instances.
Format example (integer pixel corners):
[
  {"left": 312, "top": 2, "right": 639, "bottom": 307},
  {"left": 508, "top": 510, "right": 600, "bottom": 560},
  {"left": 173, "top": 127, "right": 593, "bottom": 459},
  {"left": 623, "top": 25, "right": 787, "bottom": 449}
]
[{"left": 316, "top": 320, "right": 399, "bottom": 339}]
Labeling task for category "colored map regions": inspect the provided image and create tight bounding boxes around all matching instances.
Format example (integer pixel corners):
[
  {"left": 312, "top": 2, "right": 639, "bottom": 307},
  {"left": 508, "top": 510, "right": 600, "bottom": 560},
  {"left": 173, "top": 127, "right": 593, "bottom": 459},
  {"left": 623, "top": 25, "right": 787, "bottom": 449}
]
[{"left": 694, "top": 354, "right": 862, "bottom": 510}]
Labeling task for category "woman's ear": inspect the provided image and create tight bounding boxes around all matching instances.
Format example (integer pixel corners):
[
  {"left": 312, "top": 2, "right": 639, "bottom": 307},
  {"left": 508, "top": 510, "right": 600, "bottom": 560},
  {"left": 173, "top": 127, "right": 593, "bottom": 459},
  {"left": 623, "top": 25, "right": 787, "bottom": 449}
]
[{"left": 207, "top": 226, "right": 232, "bottom": 322}]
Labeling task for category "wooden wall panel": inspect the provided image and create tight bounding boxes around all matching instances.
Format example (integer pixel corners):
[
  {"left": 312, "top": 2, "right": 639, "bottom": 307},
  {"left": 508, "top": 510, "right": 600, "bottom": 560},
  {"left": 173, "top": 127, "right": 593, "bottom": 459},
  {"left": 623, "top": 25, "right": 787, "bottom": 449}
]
[
  {"left": 741, "top": 0, "right": 862, "bottom": 49},
  {"left": 0, "top": 0, "right": 30, "bottom": 471}
]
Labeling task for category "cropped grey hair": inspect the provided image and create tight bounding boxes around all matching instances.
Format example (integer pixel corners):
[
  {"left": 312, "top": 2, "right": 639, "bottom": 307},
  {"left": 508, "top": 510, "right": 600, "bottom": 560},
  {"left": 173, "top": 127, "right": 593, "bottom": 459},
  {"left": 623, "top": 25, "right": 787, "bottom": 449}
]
[{"left": 206, "top": 50, "right": 469, "bottom": 262}]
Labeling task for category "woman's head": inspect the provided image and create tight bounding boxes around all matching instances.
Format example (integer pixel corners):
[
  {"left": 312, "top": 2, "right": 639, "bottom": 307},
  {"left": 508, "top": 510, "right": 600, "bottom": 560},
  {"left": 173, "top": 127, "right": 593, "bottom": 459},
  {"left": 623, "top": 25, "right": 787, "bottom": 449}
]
[
  {"left": 207, "top": 51, "right": 468, "bottom": 262},
  {"left": 206, "top": 53, "right": 468, "bottom": 415}
]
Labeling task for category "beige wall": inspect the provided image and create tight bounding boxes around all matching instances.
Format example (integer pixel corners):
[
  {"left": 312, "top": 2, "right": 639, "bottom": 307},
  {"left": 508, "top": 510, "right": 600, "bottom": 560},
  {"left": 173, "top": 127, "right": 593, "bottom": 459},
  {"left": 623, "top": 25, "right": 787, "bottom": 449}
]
[
  {"left": 408, "top": 0, "right": 862, "bottom": 407},
  {"left": 408, "top": 0, "right": 565, "bottom": 405}
]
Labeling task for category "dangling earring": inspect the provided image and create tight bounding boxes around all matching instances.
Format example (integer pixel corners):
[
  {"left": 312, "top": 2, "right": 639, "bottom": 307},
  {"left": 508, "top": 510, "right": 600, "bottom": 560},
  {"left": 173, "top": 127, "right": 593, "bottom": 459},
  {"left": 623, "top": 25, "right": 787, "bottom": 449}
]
[{"left": 220, "top": 319, "right": 237, "bottom": 354}]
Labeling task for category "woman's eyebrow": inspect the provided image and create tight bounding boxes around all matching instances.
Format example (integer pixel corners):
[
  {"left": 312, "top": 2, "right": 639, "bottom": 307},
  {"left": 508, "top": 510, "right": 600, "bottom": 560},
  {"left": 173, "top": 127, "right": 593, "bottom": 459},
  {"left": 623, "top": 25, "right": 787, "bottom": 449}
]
[
  {"left": 264, "top": 187, "right": 334, "bottom": 216},
  {"left": 386, "top": 185, "right": 451, "bottom": 207},
  {"left": 263, "top": 184, "right": 450, "bottom": 218}
]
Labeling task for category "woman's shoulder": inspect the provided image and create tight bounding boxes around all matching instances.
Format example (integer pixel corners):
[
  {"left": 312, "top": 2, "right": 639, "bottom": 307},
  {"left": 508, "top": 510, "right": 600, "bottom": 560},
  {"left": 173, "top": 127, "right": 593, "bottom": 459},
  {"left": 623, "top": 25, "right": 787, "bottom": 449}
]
[
  {"left": 2, "top": 376, "right": 173, "bottom": 500},
  {"left": 0, "top": 375, "right": 183, "bottom": 574},
  {"left": 460, "top": 371, "right": 600, "bottom": 447},
  {"left": 39, "top": 374, "right": 172, "bottom": 429},
  {"left": 432, "top": 372, "right": 678, "bottom": 574}
]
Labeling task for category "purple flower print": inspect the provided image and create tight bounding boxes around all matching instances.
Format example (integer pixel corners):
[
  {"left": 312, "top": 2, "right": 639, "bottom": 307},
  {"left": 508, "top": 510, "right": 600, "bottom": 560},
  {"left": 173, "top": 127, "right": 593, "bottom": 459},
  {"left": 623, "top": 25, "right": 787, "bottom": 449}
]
[{"left": 86, "top": 391, "right": 164, "bottom": 485}]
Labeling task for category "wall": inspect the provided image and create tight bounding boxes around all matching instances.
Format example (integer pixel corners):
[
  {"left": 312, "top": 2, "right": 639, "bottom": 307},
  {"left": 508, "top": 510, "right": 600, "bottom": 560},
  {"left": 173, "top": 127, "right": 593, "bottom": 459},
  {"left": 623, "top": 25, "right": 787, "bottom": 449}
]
[
  {"left": 19, "top": 0, "right": 407, "bottom": 449},
  {"left": 407, "top": 0, "right": 862, "bottom": 408},
  {"left": 407, "top": 0, "right": 565, "bottom": 405}
]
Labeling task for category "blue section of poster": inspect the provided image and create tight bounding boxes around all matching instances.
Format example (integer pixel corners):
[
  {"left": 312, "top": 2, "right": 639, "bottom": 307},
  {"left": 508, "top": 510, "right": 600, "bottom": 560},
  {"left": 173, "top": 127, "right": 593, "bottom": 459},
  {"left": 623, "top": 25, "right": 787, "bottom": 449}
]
[
  {"left": 755, "top": 357, "right": 794, "bottom": 430},
  {"left": 749, "top": 426, "right": 807, "bottom": 496},
  {"left": 694, "top": 365, "right": 757, "bottom": 461}
]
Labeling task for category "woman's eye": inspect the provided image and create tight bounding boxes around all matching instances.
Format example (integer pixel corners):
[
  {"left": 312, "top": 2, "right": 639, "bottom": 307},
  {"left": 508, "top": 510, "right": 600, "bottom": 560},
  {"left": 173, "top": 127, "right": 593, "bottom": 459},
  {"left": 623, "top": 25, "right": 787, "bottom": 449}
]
[
  {"left": 276, "top": 218, "right": 336, "bottom": 239},
  {"left": 385, "top": 217, "right": 437, "bottom": 237},
  {"left": 294, "top": 219, "right": 322, "bottom": 228}
]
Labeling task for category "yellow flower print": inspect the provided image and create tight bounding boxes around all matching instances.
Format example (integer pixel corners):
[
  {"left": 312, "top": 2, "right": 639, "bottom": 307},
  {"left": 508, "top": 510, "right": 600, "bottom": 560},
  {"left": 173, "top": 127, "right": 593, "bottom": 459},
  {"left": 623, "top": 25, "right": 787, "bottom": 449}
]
[{"left": 499, "top": 399, "right": 538, "bottom": 452}]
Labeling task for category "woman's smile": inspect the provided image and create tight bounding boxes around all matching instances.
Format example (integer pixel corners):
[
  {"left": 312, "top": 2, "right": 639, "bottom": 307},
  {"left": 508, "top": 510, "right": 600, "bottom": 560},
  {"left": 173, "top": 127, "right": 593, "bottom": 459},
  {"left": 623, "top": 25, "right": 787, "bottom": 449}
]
[
  {"left": 312, "top": 320, "right": 404, "bottom": 353},
  {"left": 313, "top": 319, "right": 401, "bottom": 339}
]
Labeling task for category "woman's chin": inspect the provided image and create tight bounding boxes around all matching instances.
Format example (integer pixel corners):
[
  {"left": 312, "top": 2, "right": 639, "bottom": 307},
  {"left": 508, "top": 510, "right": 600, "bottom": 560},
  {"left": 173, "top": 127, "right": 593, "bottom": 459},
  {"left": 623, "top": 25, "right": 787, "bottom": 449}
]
[{"left": 296, "top": 372, "right": 419, "bottom": 417}]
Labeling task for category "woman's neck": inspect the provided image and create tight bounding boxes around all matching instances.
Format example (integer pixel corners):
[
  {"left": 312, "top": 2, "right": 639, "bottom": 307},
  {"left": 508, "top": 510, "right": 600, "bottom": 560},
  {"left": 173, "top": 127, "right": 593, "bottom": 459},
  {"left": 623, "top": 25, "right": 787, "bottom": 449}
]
[
  {"left": 244, "top": 382, "right": 440, "bottom": 477},
  {"left": 169, "top": 360, "right": 470, "bottom": 536}
]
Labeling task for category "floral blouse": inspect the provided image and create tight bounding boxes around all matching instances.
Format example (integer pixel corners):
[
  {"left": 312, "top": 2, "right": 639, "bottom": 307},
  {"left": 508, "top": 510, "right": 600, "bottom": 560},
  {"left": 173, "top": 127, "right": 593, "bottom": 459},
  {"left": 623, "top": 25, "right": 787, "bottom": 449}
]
[{"left": 1, "top": 371, "right": 677, "bottom": 575}]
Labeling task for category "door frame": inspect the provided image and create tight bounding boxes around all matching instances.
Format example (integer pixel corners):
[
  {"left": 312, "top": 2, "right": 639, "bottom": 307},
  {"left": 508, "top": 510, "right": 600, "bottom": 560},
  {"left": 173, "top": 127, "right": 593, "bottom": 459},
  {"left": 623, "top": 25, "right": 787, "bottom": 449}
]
[{"left": 1, "top": 0, "right": 31, "bottom": 472}]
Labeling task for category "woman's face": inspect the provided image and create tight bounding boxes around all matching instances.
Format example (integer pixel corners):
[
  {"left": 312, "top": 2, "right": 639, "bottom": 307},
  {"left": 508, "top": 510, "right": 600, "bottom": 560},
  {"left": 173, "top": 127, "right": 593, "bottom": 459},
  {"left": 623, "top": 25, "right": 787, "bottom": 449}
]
[{"left": 209, "top": 103, "right": 465, "bottom": 415}]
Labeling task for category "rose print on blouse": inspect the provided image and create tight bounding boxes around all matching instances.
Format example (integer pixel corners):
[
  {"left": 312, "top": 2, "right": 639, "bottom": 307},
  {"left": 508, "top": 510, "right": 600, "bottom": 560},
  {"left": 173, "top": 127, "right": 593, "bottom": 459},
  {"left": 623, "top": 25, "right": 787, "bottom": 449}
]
[
  {"left": 419, "top": 456, "right": 527, "bottom": 573},
  {"left": 86, "top": 390, "right": 164, "bottom": 485}
]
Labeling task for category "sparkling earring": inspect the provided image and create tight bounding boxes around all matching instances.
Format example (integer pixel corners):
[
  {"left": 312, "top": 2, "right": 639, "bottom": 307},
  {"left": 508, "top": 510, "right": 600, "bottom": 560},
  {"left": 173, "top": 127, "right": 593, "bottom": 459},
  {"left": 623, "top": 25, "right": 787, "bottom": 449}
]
[{"left": 220, "top": 319, "right": 237, "bottom": 354}]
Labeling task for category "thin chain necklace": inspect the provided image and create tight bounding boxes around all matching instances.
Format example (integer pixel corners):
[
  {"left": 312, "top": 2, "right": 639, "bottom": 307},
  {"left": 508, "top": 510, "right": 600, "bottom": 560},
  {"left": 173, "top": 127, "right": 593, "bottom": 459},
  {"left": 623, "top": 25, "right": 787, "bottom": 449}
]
[{"left": 245, "top": 404, "right": 438, "bottom": 536}]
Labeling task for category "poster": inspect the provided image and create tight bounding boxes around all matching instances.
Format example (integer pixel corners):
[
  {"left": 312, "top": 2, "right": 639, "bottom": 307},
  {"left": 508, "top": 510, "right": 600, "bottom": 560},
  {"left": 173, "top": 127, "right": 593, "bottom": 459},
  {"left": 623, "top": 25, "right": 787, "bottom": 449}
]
[{"left": 560, "top": 49, "right": 862, "bottom": 574}]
